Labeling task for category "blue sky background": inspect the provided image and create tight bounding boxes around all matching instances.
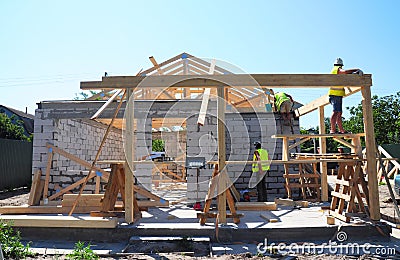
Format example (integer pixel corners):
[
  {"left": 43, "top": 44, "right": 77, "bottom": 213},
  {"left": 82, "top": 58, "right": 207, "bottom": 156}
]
[{"left": 1, "top": 1, "right": 399, "bottom": 128}]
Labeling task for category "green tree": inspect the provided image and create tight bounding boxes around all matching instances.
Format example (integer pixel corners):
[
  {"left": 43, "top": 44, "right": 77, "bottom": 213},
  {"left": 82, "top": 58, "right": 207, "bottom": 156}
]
[
  {"left": 343, "top": 91, "right": 400, "bottom": 145},
  {"left": 0, "top": 113, "right": 30, "bottom": 141}
]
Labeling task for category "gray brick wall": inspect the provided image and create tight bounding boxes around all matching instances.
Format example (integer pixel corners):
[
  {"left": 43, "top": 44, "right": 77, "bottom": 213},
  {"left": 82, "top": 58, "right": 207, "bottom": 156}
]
[
  {"left": 32, "top": 109, "right": 124, "bottom": 197},
  {"left": 186, "top": 112, "right": 300, "bottom": 203}
]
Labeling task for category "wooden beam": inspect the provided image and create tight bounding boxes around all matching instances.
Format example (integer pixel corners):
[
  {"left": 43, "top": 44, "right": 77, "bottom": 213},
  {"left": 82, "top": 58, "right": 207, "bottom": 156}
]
[
  {"left": 272, "top": 133, "right": 365, "bottom": 139},
  {"left": 90, "top": 89, "right": 123, "bottom": 119},
  {"left": 319, "top": 106, "right": 328, "bottom": 201},
  {"left": 81, "top": 74, "right": 372, "bottom": 90},
  {"left": 46, "top": 144, "right": 110, "bottom": 180},
  {"left": 260, "top": 212, "right": 279, "bottom": 222},
  {"left": 217, "top": 86, "right": 227, "bottom": 224},
  {"left": 274, "top": 198, "right": 308, "bottom": 207},
  {"left": 236, "top": 202, "right": 277, "bottom": 211},
  {"left": 0, "top": 215, "right": 118, "bottom": 228},
  {"left": 361, "top": 86, "right": 380, "bottom": 221},
  {"left": 28, "top": 170, "right": 43, "bottom": 206},
  {"left": 295, "top": 87, "right": 362, "bottom": 117},
  {"left": 149, "top": 56, "right": 164, "bottom": 75},
  {"left": 197, "top": 59, "right": 216, "bottom": 126},
  {"left": 43, "top": 149, "right": 53, "bottom": 199},
  {"left": 140, "top": 53, "right": 183, "bottom": 75}
]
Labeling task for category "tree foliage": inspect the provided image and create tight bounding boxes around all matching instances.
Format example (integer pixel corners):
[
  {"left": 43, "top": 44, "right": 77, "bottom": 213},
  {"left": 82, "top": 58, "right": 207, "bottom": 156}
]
[
  {"left": 0, "top": 113, "right": 30, "bottom": 141},
  {"left": 343, "top": 91, "right": 400, "bottom": 145}
]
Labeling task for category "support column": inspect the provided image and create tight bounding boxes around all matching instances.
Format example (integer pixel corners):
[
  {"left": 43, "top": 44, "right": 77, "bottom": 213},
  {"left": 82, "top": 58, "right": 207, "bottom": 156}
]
[
  {"left": 361, "top": 85, "right": 380, "bottom": 221},
  {"left": 125, "top": 89, "right": 134, "bottom": 223},
  {"left": 319, "top": 106, "right": 328, "bottom": 201},
  {"left": 217, "top": 86, "right": 227, "bottom": 224}
]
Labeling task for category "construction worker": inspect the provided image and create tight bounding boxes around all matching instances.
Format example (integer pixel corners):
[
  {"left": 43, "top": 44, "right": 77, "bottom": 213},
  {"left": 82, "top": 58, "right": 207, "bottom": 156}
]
[
  {"left": 329, "top": 58, "right": 363, "bottom": 134},
  {"left": 274, "top": 92, "right": 294, "bottom": 123},
  {"left": 252, "top": 141, "right": 270, "bottom": 202}
]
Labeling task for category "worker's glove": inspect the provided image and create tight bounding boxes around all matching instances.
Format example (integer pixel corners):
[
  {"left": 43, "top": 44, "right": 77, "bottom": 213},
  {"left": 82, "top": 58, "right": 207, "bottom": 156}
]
[{"left": 356, "top": 69, "right": 364, "bottom": 76}]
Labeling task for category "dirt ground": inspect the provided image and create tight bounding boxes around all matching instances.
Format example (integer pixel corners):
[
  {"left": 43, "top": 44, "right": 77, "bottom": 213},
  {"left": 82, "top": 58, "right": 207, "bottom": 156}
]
[{"left": 0, "top": 185, "right": 399, "bottom": 259}]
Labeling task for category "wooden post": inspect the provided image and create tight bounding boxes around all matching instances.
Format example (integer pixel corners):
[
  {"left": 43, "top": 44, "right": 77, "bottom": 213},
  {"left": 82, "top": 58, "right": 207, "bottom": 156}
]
[
  {"left": 282, "top": 137, "right": 289, "bottom": 161},
  {"left": 217, "top": 86, "right": 227, "bottom": 224},
  {"left": 361, "top": 85, "right": 380, "bottom": 220},
  {"left": 43, "top": 149, "right": 53, "bottom": 200},
  {"left": 125, "top": 88, "right": 135, "bottom": 223},
  {"left": 319, "top": 106, "right": 328, "bottom": 201}
]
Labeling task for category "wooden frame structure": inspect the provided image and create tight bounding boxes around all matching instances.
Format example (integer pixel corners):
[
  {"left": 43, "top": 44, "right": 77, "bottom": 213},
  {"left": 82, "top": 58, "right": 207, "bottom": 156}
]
[{"left": 81, "top": 55, "right": 380, "bottom": 222}]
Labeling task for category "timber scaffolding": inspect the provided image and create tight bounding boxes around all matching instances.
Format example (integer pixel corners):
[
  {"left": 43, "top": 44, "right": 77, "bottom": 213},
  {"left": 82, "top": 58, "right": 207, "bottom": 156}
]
[{"left": 0, "top": 53, "right": 393, "bottom": 236}]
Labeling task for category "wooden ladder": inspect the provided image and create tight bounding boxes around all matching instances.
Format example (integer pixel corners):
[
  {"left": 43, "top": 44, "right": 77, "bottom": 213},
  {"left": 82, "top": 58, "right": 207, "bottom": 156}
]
[
  {"left": 283, "top": 162, "right": 321, "bottom": 201},
  {"left": 329, "top": 161, "right": 369, "bottom": 222}
]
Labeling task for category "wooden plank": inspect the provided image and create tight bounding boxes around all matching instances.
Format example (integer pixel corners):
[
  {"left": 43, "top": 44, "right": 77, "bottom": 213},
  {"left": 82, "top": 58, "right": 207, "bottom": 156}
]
[
  {"left": 28, "top": 170, "right": 42, "bottom": 206},
  {"left": 236, "top": 202, "right": 277, "bottom": 211},
  {"left": 217, "top": 86, "right": 227, "bottom": 224},
  {"left": 197, "top": 212, "right": 244, "bottom": 219},
  {"left": 274, "top": 198, "right": 309, "bottom": 208},
  {"left": 101, "top": 164, "right": 120, "bottom": 211},
  {"left": 331, "top": 191, "right": 351, "bottom": 201},
  {"left": 81, "top": 74, "right": 372, "bottom": 90},
  {"left": 282, "top": 137, "right": 289, "bottom": 161},
  {"left": 289, "top": 137, "right": 311, "bottom": 151},
  {"left": 319, "top": 106, "right": 328, "bottom": 202},
  {"left": 0, "top": 205, "right": 103, "bottom": 214},
  {"left": 62, "top": 194, "right": 104, "bottom": 201},
  {"left": 90, "top": 89, "right": 123, "bottom": 119},
  {"left": 0, "top": 215, "right": 118, "bottom": 228},
  {"left": 295, "top": 87, "right": 362, "bottom": 117},
  {"left": 329, "top": 210, "right": 350, "bottom": 223},
  {"left": 140, "top": 53, "right": 183, "bottom": 75},
  {"left": 260, "top": 212, "right": 279, "bottom": 223},
  {"left": 361, "top": 86, "right": 380, "bottom": 221},
  {"left": 43, "top": 150, "right": 53, "bottom": 199},
  {"left": 332, "top": 137, "right": 356, "bottom": 150},
  {"left": 48, "top": 172, "right": 96, "bottom": 201},
  {"left": 125, "top": 87, "right": 136, "bottom": 223},
  {"left": 272, "top": 133, "right": 366, "bottom": 139},
  {"left": 149, "top": 56, "right": 164, "bottom": 75},
  {"left": 46, "top": 144, "right": 110, "bottom": 180}
]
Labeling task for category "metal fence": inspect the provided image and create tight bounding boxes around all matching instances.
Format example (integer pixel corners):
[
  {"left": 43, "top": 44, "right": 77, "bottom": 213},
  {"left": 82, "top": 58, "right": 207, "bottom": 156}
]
[{"left": 0, "top": 138, "right": 32, "bottom": 191}]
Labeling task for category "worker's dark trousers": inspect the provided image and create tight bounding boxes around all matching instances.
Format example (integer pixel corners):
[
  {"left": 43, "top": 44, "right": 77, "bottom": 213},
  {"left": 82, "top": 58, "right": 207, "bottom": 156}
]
[{"left": 257, "top": 173, "right": 268, "bottom": 202}]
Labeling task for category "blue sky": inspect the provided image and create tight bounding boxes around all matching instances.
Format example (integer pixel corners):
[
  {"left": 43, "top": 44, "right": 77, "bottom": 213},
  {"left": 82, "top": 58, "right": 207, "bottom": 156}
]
[{"left": 1, "top": 1, "right": 399, "bottom": 128}]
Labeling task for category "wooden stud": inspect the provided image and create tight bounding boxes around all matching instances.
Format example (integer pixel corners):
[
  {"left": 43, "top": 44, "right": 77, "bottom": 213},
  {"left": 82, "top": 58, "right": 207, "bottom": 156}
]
[
  {"left": 125, "top": 87, "right": 135, "bottom": 222},
  {"left": 361, "top": 86, "right": 380, "bottom": 221},
  {"left": 28, "top": 170, "right": 43, "bottom": 206},
  {"left": 319, "top": 106, "right": 328, "bottom": 201},
  {"left": 217, "top": 86, "right": 227, "bottom": 224},
  {"left": 43, "top": 150, "right": 53, "bottom": 199}
]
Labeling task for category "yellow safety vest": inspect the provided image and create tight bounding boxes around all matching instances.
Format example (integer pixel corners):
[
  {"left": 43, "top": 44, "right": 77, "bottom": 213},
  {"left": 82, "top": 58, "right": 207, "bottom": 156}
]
[
  {"left": 252, "top": 148, "right": 270, "bottom": 173},
  {"left": 274, "top": 92, "right": 290, "bottom": 111},
  {"left": 328, "top": 66, "right": 345, "bottom": 96}
]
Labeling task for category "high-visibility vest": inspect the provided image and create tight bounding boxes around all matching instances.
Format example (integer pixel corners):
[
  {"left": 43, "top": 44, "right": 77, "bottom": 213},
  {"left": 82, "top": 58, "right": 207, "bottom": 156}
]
[
  {"left": 252, "top": 148, "right": 270, "bottom": 173},
  {"left": 328, "top": 66, "right": 345, "bottom": 96},
  {"left": 274, "top": 92, "right": 290, "bottom": 111}
]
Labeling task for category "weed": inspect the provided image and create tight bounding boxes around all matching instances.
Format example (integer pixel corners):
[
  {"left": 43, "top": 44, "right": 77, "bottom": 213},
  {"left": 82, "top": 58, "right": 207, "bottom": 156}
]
[
  {"left": 66, "top": 241, "right": 99, "bottom": 260},
  {"left": 0, "top": 220, "right": 34, "bottom": 259}
]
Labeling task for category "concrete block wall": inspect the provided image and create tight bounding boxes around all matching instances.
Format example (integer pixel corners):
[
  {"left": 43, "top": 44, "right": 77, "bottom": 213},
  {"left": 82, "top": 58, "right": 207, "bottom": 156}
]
[
  {"left": 32, "top": 109, "right": 124, "bottom": 197},
  {"left": 186, "top": 112, "right": 300, "bottom": 203}
]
